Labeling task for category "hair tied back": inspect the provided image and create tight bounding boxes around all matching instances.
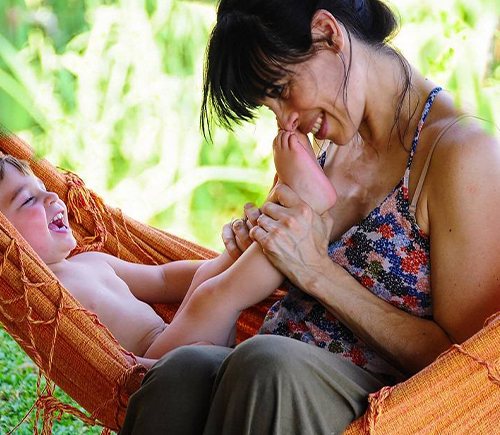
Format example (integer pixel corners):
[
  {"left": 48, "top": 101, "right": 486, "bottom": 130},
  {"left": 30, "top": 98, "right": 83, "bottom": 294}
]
[{"left": 353, "top": 0, "right": 372, "bottom": 28}]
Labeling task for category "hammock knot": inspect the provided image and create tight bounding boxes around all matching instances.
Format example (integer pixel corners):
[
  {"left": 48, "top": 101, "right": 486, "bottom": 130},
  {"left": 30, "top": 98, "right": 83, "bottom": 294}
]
[
  {"left": 362, "top": 385, "right": 394, "bottom": 434},
  {"left": 65, "top": 172, "right": 106, "bottom": 222},
  {"left": 65, "top": 171, "right": 108, "bottom": 253}
]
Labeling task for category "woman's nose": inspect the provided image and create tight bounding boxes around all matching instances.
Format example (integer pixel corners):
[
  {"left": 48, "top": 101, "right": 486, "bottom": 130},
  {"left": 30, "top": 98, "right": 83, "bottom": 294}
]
[
  {"left": 276, "top": 111, "right": 299, "bottom": 132},
  {"left": 265, "top": 98, "right": 299, "bottom": 131}
]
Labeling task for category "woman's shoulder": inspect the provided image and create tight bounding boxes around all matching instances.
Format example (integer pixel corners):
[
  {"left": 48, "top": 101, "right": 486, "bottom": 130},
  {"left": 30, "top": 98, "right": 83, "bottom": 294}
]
[
  {"left": 420, "top": 114, "right": 500, "bottom": 236},
  {"left": 412, "top": 113, "right": 499, "bottom": 234},
  {"left": 427, "top": 114, "right": 500, "bottom": 184}
]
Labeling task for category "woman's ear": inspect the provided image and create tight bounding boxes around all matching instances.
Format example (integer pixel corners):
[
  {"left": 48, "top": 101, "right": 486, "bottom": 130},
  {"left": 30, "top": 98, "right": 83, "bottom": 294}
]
[{"left": 311, "top": 9, "right": 344, "bottom": 52}]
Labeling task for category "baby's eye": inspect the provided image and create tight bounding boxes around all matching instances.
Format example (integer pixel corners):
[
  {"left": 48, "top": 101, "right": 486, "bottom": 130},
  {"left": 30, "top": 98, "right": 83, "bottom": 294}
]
[{"left": 21, "top": 196, "right": 34, "bottom": 206}]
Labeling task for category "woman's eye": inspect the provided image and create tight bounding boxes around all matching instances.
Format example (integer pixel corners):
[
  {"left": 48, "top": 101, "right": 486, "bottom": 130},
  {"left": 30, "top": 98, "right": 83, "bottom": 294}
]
[{"left": 268, "top": 84, "right": 288, "bottom": 99}]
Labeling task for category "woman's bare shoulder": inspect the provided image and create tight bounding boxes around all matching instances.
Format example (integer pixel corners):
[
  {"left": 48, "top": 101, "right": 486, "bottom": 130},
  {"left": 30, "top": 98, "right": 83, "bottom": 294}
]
[{"left": 428, "top": 116, "right": 500, "bottom": 187}]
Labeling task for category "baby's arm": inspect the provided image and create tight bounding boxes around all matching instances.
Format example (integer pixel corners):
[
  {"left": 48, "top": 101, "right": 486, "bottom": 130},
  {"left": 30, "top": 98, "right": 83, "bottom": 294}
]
[{"left": 89, "top": 252, "right": 205, "bottom": 304}]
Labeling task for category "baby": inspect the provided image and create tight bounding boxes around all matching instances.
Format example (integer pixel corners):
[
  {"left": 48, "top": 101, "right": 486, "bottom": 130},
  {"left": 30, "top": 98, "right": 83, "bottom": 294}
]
[
  {"left": 0, "top": 154, "right": 211, "bottom": 367},
  {"left": 0, "top": 130, "right": 336, "bottom": 364}
]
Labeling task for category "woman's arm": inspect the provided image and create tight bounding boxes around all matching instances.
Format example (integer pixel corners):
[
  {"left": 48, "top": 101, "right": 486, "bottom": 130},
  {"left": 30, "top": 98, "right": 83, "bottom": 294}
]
[
  {"left": 425, "top": 126, "right": 500, "bottom": 344},
  {"left": 251, "top": 146, "right": 500, "bottom": 377},
  {"left": 303, "top": 261, "right": 453, "bottom": 375},
  {"left": 250, "top": 184, "right": 451, "bottom": 375}
]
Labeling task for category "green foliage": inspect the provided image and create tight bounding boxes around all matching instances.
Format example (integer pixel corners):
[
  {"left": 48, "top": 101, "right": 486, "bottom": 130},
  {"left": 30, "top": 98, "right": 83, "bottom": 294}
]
[
  {"left": 0, "top": 328, "right": 101, "bottom": 434},
  {"left": 0, "top": 0, "right": 499, "bottom": 433},
  {"left": 0, "top": 0, "right": 275, "bottom": 252},
  {"left": 395, "top": 0, "right": 500, "bottom": 135}
]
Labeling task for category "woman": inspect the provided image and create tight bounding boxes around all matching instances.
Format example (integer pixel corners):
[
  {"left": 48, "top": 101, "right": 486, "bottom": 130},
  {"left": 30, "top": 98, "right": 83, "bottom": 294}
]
[{"left": 120, "top": 0, "right": 500, "bottom": 433}]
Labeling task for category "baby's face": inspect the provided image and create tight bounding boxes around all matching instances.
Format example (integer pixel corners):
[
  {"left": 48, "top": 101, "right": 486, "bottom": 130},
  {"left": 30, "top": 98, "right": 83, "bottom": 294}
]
[{"left": 0, "top": 164, "right": 76, "bottom": 264}]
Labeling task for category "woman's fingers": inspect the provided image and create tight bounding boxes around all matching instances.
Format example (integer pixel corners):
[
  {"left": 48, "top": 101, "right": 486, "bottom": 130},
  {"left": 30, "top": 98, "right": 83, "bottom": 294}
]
[
  {"left": 249, "top": 225, "right": 268, "bottom": 245},
  {"left": 256, "top": 213, "right": 278, "bottom": 233},
  {"left": 222, "top": 200, "right": 264, "bottom": 260},
  {"left": 243, "top": 202, "right": 261, "bottom": 227},
  {"left": 260, "top": 201, "right": 285, "bottom": 221}
]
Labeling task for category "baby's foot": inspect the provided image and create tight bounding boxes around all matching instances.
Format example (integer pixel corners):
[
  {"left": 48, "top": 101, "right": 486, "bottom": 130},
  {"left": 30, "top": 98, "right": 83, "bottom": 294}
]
[{"left": 273, "top": 130, "right": 337, "bottom": 214}]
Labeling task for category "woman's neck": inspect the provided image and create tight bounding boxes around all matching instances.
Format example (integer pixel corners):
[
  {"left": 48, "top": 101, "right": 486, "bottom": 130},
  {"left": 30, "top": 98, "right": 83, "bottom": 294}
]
[{"left": 358, "top": 50, "right": 437, "bottom": 154}]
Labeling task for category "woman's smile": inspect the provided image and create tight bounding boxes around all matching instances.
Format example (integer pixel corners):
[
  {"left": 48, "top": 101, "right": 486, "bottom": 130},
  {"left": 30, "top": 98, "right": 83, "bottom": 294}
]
[
  {"left": 310, "top": 112, "right": 324, "bottom": 135},
  {"left": 312, "top": 112, "right": 328, "bottom": 140}
]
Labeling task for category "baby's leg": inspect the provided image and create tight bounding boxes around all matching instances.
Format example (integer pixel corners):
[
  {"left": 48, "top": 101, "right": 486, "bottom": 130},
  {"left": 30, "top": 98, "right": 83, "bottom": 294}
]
[
  {"left": 174, "top": 250, "right": 234, "bottom": 319},
  {"left": 274, "top": 130, "right": 337, "bottom": 214},
  {"left": 143, "top": 242, "right": 283, "bottom": 359}
]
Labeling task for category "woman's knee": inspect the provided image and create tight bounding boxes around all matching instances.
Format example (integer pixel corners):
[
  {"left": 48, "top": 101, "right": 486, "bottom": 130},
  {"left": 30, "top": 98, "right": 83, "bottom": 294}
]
[
  {"left": 121, "top": 346, "right": 231, "bottom": 435},
  {"left": 144, "top": 344, "right": 230, "bottom": 390},
  {"left": 223, "top": 335, "right": 304, "bottom": 378}
]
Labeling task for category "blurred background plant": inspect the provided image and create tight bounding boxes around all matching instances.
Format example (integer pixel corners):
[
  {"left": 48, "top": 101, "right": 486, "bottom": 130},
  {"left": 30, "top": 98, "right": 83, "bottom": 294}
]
[{"left": 0, "top": 0, "right": 499, "bottom": 433}]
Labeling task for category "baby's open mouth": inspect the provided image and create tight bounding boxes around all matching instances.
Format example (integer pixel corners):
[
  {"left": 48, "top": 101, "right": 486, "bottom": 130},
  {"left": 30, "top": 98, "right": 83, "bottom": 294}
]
[{"left": 48, "top": 212, "right": 68, "bottom": 233}]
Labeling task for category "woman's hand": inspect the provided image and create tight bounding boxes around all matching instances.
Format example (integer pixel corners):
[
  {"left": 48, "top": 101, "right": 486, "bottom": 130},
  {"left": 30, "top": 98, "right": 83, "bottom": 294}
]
[
  {"left": 222, "top": 203, "right": 262, "bottom": 260},
  {"left": 249, "top": 183, "right": 334, "bottom": 294}
]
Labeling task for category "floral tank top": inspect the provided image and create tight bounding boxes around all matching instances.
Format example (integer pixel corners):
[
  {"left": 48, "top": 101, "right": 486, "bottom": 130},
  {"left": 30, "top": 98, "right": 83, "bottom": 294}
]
[{"left": 259, "top": 87, "right": 442, "bottom": 383}]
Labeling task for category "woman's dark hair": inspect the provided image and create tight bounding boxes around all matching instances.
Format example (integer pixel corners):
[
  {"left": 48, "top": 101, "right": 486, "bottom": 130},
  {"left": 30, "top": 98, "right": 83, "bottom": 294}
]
[{"left": 201, "top": 0, "right": 415, "bottom": 146}]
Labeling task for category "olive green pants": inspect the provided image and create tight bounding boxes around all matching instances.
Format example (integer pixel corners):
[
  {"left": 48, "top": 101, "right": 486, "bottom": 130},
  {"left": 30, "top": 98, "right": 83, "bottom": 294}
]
[{"left": 120, "top": 335, "right": 385, "bottom": 435}]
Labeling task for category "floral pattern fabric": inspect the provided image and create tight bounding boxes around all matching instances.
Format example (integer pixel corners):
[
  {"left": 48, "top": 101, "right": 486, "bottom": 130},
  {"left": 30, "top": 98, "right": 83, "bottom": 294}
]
[{"left": 258, "top": 87, "right": 443, "bottom": 383}]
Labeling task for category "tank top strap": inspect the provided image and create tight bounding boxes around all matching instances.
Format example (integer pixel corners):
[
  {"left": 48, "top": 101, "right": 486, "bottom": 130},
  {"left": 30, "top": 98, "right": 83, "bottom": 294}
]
[
  {"left": 404, "top": 87, "right": 442, "bottom": 183},
  {"left": 408, "top": 114, "right": 471, "bottom": 214}
]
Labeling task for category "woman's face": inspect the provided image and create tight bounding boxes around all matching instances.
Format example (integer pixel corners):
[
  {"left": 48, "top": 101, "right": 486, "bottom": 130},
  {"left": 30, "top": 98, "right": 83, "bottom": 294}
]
[{"left": 261, "top": 44, "right": 365, "bottom": 145}]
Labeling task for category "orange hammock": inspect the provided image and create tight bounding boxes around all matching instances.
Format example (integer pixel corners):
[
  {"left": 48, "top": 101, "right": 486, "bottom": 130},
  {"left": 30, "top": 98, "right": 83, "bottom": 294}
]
[{"left": 0, "top": 129, "right": 499, "bottom": 434}]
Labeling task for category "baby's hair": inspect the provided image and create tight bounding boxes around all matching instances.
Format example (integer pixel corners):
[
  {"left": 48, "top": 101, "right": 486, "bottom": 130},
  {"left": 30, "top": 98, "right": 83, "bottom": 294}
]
[{"left": 0, "top": 155, "right": 33, "bottom": 181}]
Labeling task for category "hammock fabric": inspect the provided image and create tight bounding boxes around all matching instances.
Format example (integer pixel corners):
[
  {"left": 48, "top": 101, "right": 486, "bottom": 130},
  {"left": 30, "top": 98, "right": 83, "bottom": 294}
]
[{"left": 0, "top": 129, "right": 499, "bottom": 434}]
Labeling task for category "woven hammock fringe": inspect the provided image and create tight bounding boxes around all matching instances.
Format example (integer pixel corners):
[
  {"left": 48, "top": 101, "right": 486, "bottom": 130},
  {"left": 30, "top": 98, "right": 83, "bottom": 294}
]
[
  {"left": 65, "top": 171, "right": 107, "bottom": 253},
  {"left": 6, "top": 372, "right": 109, "bottom": 435}
]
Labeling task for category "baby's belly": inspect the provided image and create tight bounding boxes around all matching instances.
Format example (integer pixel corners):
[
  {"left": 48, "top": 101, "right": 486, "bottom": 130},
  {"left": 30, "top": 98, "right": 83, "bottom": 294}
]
[{"left": 96, "top": 294, "right": 167, "bottom": 356}]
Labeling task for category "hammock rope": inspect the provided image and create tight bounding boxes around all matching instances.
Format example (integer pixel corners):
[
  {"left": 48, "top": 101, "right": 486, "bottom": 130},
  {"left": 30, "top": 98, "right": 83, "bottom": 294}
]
[{"left": 352, "top": 313, "right": 500, "bottom": 435}]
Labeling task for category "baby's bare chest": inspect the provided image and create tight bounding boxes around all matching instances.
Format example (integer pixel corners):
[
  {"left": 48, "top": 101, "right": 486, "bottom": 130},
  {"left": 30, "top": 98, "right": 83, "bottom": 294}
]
[{"left": 59, "top": 261, "right": 131, "bottom": 311}]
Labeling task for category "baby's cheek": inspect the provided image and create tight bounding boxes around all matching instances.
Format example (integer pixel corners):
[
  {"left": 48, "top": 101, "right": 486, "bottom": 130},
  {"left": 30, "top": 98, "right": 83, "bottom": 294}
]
[
  {"left": 16, "top": 211, "right": 48, "bottom": 251},
  {"left": 19, "top": 227, "right": 46, "bottom": 252},
  {"left": 24, "top": 207, "right": 46, "bottom": 220}
]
